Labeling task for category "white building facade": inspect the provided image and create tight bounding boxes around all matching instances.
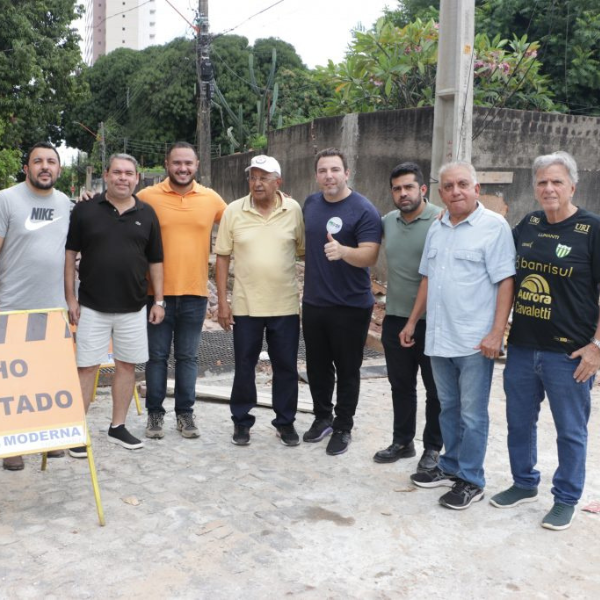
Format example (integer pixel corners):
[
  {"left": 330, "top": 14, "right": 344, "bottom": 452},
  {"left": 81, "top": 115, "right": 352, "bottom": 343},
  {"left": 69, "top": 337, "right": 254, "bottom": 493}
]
[{"left": 82, "top": 0, "right": 158, "bottom": 65}]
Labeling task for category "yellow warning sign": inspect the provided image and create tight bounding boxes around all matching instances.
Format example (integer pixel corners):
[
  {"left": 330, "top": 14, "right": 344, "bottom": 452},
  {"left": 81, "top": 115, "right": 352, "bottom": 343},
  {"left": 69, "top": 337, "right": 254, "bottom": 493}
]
[{"left": 0, "top": 309, "right": 87, "bottom": 457}]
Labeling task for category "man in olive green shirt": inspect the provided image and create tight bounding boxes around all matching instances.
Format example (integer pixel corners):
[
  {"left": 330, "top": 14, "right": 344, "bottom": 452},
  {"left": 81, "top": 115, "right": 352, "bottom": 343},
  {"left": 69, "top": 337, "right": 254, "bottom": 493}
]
[{"left": 374, "top": 162, "right": 443, "bottom": 470}]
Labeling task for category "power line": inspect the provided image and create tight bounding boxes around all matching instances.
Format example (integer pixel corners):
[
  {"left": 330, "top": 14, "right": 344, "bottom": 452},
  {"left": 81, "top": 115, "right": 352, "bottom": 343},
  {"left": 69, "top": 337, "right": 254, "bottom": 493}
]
[{"left": 212, "top": 0, "right": 288, "bottom": 41}]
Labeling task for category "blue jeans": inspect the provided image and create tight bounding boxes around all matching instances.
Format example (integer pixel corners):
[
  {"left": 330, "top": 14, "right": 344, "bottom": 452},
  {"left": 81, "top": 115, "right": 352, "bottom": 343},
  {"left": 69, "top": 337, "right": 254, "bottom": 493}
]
[
  {"left": 230, "top": 315, "right": 299, "bottom": 428},
  {"left": 504, "top": 344, "right": 593, "bottom": 506},
  {"left": 431, "top": 353, "right": 495, "bottom": 489},
  {"left": 145, "top": 295, "right": 207, "bottom": 415}
]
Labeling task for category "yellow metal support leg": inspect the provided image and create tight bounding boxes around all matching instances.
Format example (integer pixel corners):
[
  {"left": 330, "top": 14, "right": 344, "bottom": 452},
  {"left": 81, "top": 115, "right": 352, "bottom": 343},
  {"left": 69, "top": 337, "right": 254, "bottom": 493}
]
[{"left": 85, "top": 430, "right": 105, "bottom": 526}]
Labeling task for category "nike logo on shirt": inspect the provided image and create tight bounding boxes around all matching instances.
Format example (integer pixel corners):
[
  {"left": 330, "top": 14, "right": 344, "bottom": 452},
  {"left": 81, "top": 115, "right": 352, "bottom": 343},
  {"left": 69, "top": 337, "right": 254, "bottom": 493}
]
[{"left": 24, "top": 216, "right": 63, "bottom": 231}]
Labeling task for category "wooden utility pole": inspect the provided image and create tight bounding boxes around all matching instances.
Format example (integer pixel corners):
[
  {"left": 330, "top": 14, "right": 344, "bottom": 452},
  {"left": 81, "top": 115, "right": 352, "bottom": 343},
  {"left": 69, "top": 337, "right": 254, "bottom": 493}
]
[
  {"left": 196, "top": 0, "right": 212, "bottom": 187},
  {"left": 429, "top": 0, "right": 475, "bottom": 200}
]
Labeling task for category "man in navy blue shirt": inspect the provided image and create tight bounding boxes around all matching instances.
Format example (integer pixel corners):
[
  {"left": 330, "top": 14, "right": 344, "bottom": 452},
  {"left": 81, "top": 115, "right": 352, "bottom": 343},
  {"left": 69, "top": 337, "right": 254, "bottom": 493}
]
[{"left": 302, "top": 148, "right": 382, "bottom": 455}]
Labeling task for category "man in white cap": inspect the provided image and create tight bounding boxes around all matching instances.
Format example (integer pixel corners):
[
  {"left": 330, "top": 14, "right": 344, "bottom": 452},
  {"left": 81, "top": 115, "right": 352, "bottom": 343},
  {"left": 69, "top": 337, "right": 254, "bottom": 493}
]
[{"left": 215, "top": 155, "right": 305, "bottom": 446}]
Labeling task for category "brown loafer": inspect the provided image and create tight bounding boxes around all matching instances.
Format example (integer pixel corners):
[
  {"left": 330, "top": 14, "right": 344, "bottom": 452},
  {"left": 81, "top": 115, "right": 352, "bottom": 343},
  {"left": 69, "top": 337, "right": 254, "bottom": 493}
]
[
  {"left": 46, "top": 449, "right": 65, "bottom": 458},
  {"left": 3, "top": 455, "right": 25, "bottom": 471}
]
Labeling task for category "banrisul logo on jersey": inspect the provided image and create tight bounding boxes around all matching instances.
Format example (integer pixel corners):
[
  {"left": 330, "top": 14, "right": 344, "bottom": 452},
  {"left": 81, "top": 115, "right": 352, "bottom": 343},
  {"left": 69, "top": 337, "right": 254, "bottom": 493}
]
[{"left": 555, "top": 243, "right": 571, "bottom": 258}]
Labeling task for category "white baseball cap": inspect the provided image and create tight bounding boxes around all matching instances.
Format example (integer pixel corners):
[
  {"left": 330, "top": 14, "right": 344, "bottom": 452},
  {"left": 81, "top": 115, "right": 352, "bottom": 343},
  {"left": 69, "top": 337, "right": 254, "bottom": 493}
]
[{"left": 245, "top": 155, "right": 281, "bottom": 175}]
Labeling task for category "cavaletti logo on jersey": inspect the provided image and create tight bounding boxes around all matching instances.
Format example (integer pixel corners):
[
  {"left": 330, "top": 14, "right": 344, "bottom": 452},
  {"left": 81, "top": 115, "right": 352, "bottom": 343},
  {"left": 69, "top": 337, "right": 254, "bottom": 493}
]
[
  {"left": 529, "top": 216, "right": 540, "bottom": 225},
  {"left": 555, "top": 243, "right": 571, "bottom": 258},
  {"left": 574, "top": 223, "right": 590, "bottom": 234},
  {"left": 514, "top": 274, "right": 552, "bottom": 321},
  {"left": 521, "top": 241, "right": 533, "bottom": 248}
]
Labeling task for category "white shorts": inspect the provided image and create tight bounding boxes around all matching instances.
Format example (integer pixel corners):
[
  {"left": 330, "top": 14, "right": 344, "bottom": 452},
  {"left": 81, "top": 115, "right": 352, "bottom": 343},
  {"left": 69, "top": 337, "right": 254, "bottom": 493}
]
[{"left": 76, "top": 305, "right": 148, "bottom": 367}]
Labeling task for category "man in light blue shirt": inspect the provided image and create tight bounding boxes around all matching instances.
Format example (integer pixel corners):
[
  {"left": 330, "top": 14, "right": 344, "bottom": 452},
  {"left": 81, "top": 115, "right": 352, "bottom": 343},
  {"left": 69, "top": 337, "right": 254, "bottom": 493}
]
[{"left": 400, "top": 161, "right": 515, "bottom": 510}]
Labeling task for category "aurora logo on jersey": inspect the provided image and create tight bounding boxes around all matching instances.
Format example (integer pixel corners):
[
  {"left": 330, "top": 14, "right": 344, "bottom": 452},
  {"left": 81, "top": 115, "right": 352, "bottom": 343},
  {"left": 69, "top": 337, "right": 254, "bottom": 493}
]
[
  {"left": 514, "top": 274, "right": 552, "bottom": 320},
  {"left": 555, "top": 243, "right": 571, "bottom": 258}
]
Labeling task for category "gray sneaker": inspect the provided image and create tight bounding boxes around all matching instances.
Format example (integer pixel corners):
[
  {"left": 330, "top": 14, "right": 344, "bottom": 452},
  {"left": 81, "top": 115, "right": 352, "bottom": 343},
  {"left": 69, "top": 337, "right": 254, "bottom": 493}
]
[
  {"left": 410, "top": 466, "right": 456, "bottom": 488},
  {"left": 146, "top": 413, "right": 165, "bottom": 439},
  {"left": 542, "top": 503, "right": 575, "bottom": 531},
  {"left": 177, "top": 413, "right": 200, "bottom": 439},
  {"left": 490, "top": 485, "right": 538, "bottom": 508}
]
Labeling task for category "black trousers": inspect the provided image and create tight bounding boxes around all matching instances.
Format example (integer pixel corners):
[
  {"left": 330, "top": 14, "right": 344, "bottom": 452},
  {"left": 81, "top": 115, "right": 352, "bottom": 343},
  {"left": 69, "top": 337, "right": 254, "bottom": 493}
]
[
  {"left": 381, "top": 315, "right": 442, "bottom": 451},
  {"left": 230, "top": 315, "right": 299, "bottom": 428},
  {"left": 302, "top": 303, "right": 372, "bottom": 431}
]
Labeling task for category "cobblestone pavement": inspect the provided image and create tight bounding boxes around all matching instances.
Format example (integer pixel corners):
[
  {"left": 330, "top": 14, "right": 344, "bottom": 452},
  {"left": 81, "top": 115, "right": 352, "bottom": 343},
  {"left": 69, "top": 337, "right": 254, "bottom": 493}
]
[{"left": 1, "top": 360, "right": 599, "bottom": 599}]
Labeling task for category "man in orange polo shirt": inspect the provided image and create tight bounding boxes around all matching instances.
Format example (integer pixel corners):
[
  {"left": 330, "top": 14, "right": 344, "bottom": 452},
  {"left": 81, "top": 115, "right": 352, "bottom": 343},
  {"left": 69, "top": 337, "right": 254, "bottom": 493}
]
[{"left": 139, "top": 142, "right": 227, "bottom": 440}]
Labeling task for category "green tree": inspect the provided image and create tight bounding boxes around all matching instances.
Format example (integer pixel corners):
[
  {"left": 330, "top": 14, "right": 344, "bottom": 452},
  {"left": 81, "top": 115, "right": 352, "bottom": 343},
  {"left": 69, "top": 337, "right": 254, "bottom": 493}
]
[
  {"left": 384, "top": 1, "right": 600, "bottom": 115},
  {"left": 0, "top": 121, "right": 21, "bottom": 188},
  {"left": 318, "top": 17, "right": 559, "bottom": 115},
  {"left": 66, "top": 35, "right": 324, "bottom": 159},
  {"left": 477, "top": 0, "right": 600, "bottom": 114},
  {"left": 211, "top": 35, "right": 328, "bottom": 153},
  {"left": 64, "top": 39, "right": 196, "bottom": 165},
  {"left": 0, "top": 0, "right": 87, "bottom": 150}
]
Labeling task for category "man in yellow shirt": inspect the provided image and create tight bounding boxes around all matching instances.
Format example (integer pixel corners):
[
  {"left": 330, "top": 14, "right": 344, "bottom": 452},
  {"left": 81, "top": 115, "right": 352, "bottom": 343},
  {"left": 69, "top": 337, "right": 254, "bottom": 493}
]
[
  {"left": 140, "top": 142, "right": 227, "bottom": 440},
  {"left": 215, "top": 156, "right": 305, "bottom": 446}
]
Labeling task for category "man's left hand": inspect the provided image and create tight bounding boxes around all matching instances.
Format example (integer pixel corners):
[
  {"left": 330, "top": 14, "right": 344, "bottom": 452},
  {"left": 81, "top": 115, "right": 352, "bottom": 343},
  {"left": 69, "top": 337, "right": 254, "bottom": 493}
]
[
  {"left": 148, "top": 305, "right": 165, "bottom": 325},
  {"left": 570, "top": 343, "right": 600, "bottom": 383},
  {"left": 476, "top": 331, "right": 503, "bottom": 359}
]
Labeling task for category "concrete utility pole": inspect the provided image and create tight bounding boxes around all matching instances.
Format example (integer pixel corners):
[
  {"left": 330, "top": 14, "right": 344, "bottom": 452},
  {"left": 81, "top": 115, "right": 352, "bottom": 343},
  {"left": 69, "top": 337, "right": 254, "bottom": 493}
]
[
  {"left": 429, "top": 0, "right": 475, "bottom": 200},
  {"left": 196, "top": 0, "right": 212, "bottom": 187}
]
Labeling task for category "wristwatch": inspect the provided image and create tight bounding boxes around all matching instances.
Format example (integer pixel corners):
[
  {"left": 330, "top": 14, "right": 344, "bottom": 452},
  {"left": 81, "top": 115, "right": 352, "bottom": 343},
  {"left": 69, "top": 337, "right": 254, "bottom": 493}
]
[
  {"left": 591, "top": 337, "right": 600, "bottom": 350},
  {"left": 154, "top": 300, "right": 166, "bottom": 308}
]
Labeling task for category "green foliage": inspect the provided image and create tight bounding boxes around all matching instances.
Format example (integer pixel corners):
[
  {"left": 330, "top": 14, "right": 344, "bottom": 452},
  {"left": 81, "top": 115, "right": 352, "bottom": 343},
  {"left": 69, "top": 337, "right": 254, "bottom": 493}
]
[
  {"left": 0, "top": 122, "right": 21, "bottom": 188},
  {"left": 382, "top": 1, "right": 600, "bottom": 115},
  {"left": 477, "top": 0, "right": 600, "bottom": 115},
  {"left": 384, "top": 0, "right": 440, "bottom": 26},
  {"left": 472, "top": 34, "right": 559, "bottom": 111},
  {"left": 316, "top": 18, "right": 439, "bottom": 114},
  {"left": 318, "top": 15, "right": 559, "bottom": 115},
  {"left": 211, "top": 35, "right": 328, "bottom": 153},
  {"left": 64, "top": 39, "right": 196, "bottom": 165},
  {"left": 0, "top": 0, "right": 86, "bottom": 150},
  {"left": 67, "top": 35, "right": 324, "bottom": 160}
]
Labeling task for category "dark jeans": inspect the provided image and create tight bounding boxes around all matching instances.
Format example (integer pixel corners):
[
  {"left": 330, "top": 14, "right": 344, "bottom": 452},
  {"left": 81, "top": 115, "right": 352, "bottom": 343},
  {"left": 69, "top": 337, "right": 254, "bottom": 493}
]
[
  {"left": 145, "top": 295, "right": 207, "bottom": 415},
  {"left": 302, "top": 303, "right": 372, "bottom": 432},
  {"left": 381, "top": 315, "right": 442, "bottom": 451},
  {"left": 230, "top": 315, "right": 299, "bottom": 428}
]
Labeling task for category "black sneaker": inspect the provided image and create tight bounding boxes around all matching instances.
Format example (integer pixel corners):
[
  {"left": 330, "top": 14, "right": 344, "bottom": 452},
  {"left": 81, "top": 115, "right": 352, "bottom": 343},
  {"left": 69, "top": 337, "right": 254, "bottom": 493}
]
[
  {"left": 303, "top": 418, "right": 333, "bottom": 443},
  {"left": 68, "top": 446, "right": 88, "bottom": 459},
  {"left": 232, "top": 425, "right": 251, "bottom": 446},
  {"left": 373, "top": 441, "right": 416, "bottom": 463},
  {"left": 410, "top": 466, "right": 456, "bottom": 488},
  {"left": 276, "top": 424, "right": 300, "bottom": 446},
  {"left": 326, "top": 430, "right": 351, "bottom": 455},
  {"left": 107, "top": 425, "right": 144, "bottom": 450},
  {"left": 145, "top": 412, "right": 165, "bottom": 439},
  {"left": 177, "top": 413, "right": 200, "bottom": 439},
  {"left": 439, "top": 479, "right": 485, "bottom": 510}
]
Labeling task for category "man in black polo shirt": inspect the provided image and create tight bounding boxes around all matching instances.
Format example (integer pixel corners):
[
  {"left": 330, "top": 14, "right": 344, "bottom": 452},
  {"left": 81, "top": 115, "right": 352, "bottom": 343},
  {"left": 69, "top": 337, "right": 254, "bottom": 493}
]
[{"left": 65, "top": 153, "right": 164, "bottom": 456}]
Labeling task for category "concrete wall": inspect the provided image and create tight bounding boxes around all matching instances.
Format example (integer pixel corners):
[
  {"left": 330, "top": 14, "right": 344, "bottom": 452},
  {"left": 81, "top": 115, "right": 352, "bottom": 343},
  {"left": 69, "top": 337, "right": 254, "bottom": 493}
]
[{"left": 211, "top": 107, "right": 600, "bottom": 280}]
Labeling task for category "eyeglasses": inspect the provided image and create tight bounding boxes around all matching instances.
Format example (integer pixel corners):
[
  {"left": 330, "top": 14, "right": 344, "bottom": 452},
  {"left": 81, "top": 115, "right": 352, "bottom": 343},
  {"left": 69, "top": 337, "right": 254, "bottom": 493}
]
[{"left": 247, "top": 175, "right": 277, "bottom": 184}]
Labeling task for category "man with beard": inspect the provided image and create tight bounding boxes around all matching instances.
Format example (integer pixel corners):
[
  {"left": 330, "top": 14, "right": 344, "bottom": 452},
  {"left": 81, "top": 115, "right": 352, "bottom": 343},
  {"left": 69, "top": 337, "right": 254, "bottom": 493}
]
[
  {"left": 373, "top": 162, "right": 443, "bottom": 471},
  {"left": 138, "top": 143, "right": 227, "bottom": 440},
  {"left": 0, "top": 142, "right": 71, "bottom": 471}
]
